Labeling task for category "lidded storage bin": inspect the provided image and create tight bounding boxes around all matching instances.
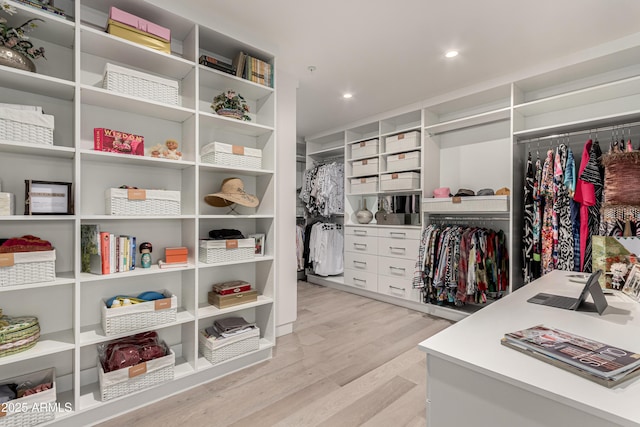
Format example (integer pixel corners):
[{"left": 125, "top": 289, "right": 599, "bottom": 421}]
[
  {"left": 352, "top": 157, "right": 378, "bottom": 176},
  {"left": 385, "top": 131, "right": 420, "bottom": 153},
  {"left": 380, "top": 172, "right": 420, "bottom": 191},
  {"left": 105, "top": 188, "right": 181, "bottom": 216},
  {"left": 199, "top": 238, "right": 255, "bottom": 264},
  {"left": 386, "top": 150, "right": 420, "bottom": 172},
  {"left": 103, "top": 63, "right": 179, "bottom": 106},
  {"left": 0, "top": 250, "right": 56, "bottom": 287},
  {"left": 350, "top": 139, "right": 378, "bottom": 158},
  {"left": 350, "top": 177, "right": 378, "bottom": 194},
  {"left": 0, "top": 106, "right": 54, "bottom": 146},
  {"left": 201, "top": 142, "right": 263, "bottom": 169}
]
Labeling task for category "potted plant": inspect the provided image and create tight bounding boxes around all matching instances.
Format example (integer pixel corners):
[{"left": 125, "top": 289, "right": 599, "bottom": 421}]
[
  {"left": 211, "top": 89, "right": 251, "bottom": 121},
  {"left": 0, "top": 1, "right": 46, "bottom": 72}
]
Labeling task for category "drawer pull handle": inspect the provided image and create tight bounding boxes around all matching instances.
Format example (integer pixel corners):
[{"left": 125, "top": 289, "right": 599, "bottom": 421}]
[
  {"left": 389, "top": 285, "right": 405, "bottom": 291},
  {"left": 389, "top": 246, "right": 406, "bottom": 253},
  {"left": 389, "top": 285, "right": 405, "bottom": 295},
  {"left": 354, "top": 230, "right": 367, "bottom": 235},
  {"left": 390, "top": 232, "right": 406, "bottom": 238},
  {"left": 354, "top": 243, "right": 367, "bottom": 249},
  {"left": 353, "top": 278, "right": 367, "bottom": 288},
  {"left": 354, "top": 260, "right": 367, "bottom": 267},
  {"left": 390, "top": 266, "right": 406, "bottom": 272}
]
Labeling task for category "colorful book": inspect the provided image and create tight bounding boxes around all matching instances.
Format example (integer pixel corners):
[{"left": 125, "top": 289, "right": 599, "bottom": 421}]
[
  {"left": 130, "top": 236, "right": 136, "bottom": 270},
  {"left": 94, "top": 128, "right": 144, "bottom": 156},
  {"left": 81, "top": 224, "right": 101, "bottom": 274},
  {"left": 100, "top": 232, "right": 110, "bottom": 275}
]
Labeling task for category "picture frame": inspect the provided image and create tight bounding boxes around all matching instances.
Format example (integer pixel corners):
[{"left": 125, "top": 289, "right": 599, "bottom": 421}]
[
  {"left": 249, "top": 233, "right": 265, "bottom": 256},
  {"left": 622, "top": 264, "right": 640, "bottom": 302},
  {"left": 24, "top": 180, "right": 73, "bottom": 215}
]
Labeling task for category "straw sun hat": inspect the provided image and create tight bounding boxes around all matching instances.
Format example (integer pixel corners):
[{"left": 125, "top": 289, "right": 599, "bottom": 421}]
[{"left": 204, "top": 177, "right": 260, "bottom": 208}]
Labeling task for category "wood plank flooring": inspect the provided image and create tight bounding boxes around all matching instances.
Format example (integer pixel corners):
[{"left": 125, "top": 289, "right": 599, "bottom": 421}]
[{"left": 98, "top": 281, "right": 452, "bottom": 427}]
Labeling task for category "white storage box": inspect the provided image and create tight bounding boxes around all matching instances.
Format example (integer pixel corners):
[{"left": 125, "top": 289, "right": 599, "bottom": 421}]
[
  {"left": 386, "top": 150, "right": 420, "bottom": 172},
  {"left": 103, "top": 63, "right": 179, "bottom": 106},
  {"left": 422, "top": 195, "right": 509, "bottom": 213},
  {"left": 199, "top": 238, "right": 255, "bottom": 264},
  {"left": 101, "top": 290, "right": 178, "bottom": 336},
  {"left": 385, "top": 131, "right": 420, "bottom": 153},
  {"left": 98, "top": 349, "right": 175, "bottom": 401},
  {"left": 198, "top": 326, "right": 260, "bottom": 365},
  {"left": 0, "top": 250, "right": 55, "bottom": 287},
  {"left": 352, "top": 157, "right": 378, "bottom": 176},
  {"left": 0, "top": 107, "right": 54, "bottom": 146},
  {"left": 350, "top": 139, "right": 378, "bottom": 159},
  {"left": 201, "top": 142, "right": 262, "bottom": 169},
  {"left": 105, "top": 188, "right": 181, "bottom": 216},
  {"left": 350, "top": 177, "right": 378, "bottom": 194},
  {"left": 380, "top": 172, "right": 420, "bottom": 191},
  {"left": 0, "top": 368, "right": 56, "bottom": 427}
]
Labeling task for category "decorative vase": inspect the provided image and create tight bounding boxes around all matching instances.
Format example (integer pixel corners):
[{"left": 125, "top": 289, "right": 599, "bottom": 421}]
[
  {"left": 216, "top": 108, "right": 245, "bottom": 120},
  {"left": 355, "top": 199, "right": 373, "bottom": 224},
  {"left": 0, "top": 46, "right": 36, "bottom": 73}
]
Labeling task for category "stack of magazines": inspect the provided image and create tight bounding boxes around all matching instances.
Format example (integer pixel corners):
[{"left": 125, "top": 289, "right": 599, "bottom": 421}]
[
  {"left": 501, "top": 325, "right": 640, "bottom": 387},
  {"left": 204, "top": 316, "right": 256, "bottom": 340}
]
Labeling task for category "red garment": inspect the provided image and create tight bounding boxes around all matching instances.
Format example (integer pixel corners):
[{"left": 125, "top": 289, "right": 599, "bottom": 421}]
[{"left": 573, "top": 139, "right": 595, "bottom": 270}]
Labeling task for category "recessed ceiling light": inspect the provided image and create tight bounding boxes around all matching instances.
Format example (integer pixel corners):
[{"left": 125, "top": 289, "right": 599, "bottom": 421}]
[
  {"left": 445, "top": 50, "right": 459, "bottom": 58},
  {"left": 343, "top": 93, "right": 353, "bottom": 99}
]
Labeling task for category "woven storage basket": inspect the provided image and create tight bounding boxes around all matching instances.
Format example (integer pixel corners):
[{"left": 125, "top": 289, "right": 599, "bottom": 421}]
[
  {"left": 101, "top": 291, "right": 178, "bottom": 336},
  {"left": 198, "top": 327, "right": 260, "bottom": 365},
  {"left": 0, "top": 250, "right": 55, "bottom": 287},
  {"left": 215, "top": 109, "right": 244, "bottom": 120},
  {"left": 98, "top": 349, "right": 175, "bottom": 401},
  {"left": 199, "top": 239, "right": 254, "bottom": 264},
  {"left": 105, "top": 188, "right": 181, "bottom": 216},
  {"left": 0, "top": 107, "right": 54, "bottom": 146},
  {"left": 0, "top": 315, "right": 40, "bottom": 358},
  {"left": 0, "top": 368, "right": 56, "bottom": 427},
  {"left": 201, "top": 142, "right": 262, "bottom": 169},
  {"left": 103, "top": 63, "right": 179, "bottom": 106}
]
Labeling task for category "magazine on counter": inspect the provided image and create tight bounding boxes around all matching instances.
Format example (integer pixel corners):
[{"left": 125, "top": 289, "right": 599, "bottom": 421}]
[{"left": 503, "top": 325, "right": 640, "bottom": 379}]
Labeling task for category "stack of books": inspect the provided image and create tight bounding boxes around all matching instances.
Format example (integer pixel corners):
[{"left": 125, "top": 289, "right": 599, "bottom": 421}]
[
  {"left": 80, "top": 224, "right": 136, "bottom": 275},
  {"left": 502, "top": 325, "right": 640, "bottom": 387},
  {"left": 198, "top": 55, "right": 236, "bottom": 75},
  {"left": 158, "top": 246, "right": 188, "bottom": 269},
  {"left": 232, "top": 51, "right": 273, "bottom": 88},
  {"left": 208, "top": 280, "right": 257, "bottom": 309}
]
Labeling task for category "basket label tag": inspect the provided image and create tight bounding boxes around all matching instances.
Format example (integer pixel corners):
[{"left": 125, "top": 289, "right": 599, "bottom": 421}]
[
  {"left": 360, "top": 178, "right": 366, "bottom": 184},
  {"left": 226, "top": 239, "right": 238, "bottom": 249},
  {"left": 0, "top": 403, "right": 6, "bottom": 417},
  {"left": 398, "top": 154, "right": 406, "bottom": 160},
  {"left": 360, "top": 142, "right": 366, "bottom": 147},
  {"left": 128, "top": 189, "right": 146, "bottom": 200},
  {"left": 0, "top": 253, "right": 14, "bottom": 267},
  {"left": 362, "top": 160, "right": 368, "bottom": 165},
  {"left": 391, "top": 173, "right": 399, "bottom": 179},
  {"left": 452, "top": 196, "right": 462, "bottom": 204},
  {"left": 232, "top": 145, "right": 245, "bottom": 155},
  {"left": 398, "top": 134, "right": 405, "bottom": 140},
  {"left": 155, "top": 298, "right": 171, "bottom": 310},
  {"left": 129, "top": 362, "right": 147, "bottom": 378}
]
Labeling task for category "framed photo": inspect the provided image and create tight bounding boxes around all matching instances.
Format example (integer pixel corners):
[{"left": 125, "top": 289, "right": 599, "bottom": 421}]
[
  {"left": 24, "top": 180, "right": 73, "bottom": 215},
  {"left": 249, "top": 233, "right": 265, "bottom": 256},
  {"left": 622, "top": 264, "right": 640, "bottom": 302}
]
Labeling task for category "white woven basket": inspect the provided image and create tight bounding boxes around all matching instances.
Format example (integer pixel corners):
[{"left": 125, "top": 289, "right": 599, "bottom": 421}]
[
  {"left": 0, "top": 368, "right": 56, "bottom": 427},
  {"left": 101, "top": 292, "right": 178, "bottom": 336},
  {"left": 199, "top": 239, "right": 255, "bottom": 264},
  {"left": 198, "top": 327, "right": 260, "bottom": 365},
  {"left": 105, "top": 188, "right": 181, "bottom": 216},
  {"left": 201, "top": 142, "right": 262, "bottom": 169},
  {"left": 0, "top": 107, "right": 54, "bottom": 146},
  {"left": 98, "top": 350, "right": 175, "bottom": 401},
  {"left": 0, "top": 250, "right": 56, "bottom": 287},
  {"left": 103, "top": 63, "right": 179, "bottom": 106}
]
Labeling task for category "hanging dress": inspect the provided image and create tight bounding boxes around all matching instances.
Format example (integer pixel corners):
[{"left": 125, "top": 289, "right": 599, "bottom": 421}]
[
  {"left": 574, "top": 139, "right": 594, "bottom": 271},
  {"left": 540, "top": 149, "right": 555, "bottom": 275},
  {"left": 531, "top": 156, "right": 543, "bottom": 279},
  {"left": 564, "top": 148, "right": 580, "bottom": 271},
  {"left": 522, "top": 152, "right": 535, "bottom": 283},
  {"left": 579, "top": 140, "right": 603, "bottom": 272},
  {"left": 554, "top": 144, "right": 574, "bottom": 271}
]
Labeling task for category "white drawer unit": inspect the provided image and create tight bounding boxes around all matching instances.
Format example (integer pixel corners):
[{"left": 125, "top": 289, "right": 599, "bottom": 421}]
[
  {"left": 377, "top": 277, "right": 422, "bottom": 302},
  {"left": 345, "top": 252, "right": 378, "bottom": 274},
  {"left": 346, "top": 225, "right": 379, "bottom": 237},
  {"left": 345, "top": 234, "right": 378, "bottom": 254},
  {"left": 344, "top": 269, "right": 378, "bottom": 292},
  {"left": 378, "top": 237, "right": 420, "bottom": 259},
  {"left": 379, "top": 227, "right": 421, "bottom": 240},
  {"left": 377, "top": 257, "right": 415, "bottom": 279}
]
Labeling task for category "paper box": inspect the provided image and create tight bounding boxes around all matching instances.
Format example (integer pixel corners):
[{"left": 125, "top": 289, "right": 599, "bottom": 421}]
[
  {"left": 94, "top": 128, "right": 144, "bottom": 156},
  {"left": 107, "top": 19, "right": 171, "bottom": 54},
  {"left": 109, "top": 6, "right": 171, "bottom": 41},
  {"left": 208, "top": 290, "right": 258, "bottom": 309},
  {"left": 165, "top": 247, "right": 188, "bottom": 264}
]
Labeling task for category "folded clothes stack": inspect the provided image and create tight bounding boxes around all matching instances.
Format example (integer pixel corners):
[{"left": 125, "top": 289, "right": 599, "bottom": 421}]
[{"left": 204, "top": 316, "right": 256, "bottom": 340}]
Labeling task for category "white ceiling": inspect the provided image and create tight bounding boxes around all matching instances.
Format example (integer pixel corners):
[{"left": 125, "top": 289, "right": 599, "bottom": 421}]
[{"left": 152, "top": 0, "right": 640, "bottom": 139}]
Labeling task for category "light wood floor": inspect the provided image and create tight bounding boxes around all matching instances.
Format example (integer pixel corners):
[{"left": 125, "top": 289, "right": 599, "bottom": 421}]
[{"left": 98, "top": 281, "right": 452, "bottom": 427}]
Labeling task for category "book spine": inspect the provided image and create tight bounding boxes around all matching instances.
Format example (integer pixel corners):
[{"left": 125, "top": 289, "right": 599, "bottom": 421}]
[
  {"left": 100, "top": 232, "right": 110, "bottom": 275},
  {"left": 130, "top": 236, "right": 136, "bottom": 270},
  {"left": 110, "top": 233, "right": 116, "bottom": 274},
  {"left": 93, "top": 128, "right": 104, "bottom": 151},
  {"left": 200, "top": 59, "right": 236, "bottom": 74}
]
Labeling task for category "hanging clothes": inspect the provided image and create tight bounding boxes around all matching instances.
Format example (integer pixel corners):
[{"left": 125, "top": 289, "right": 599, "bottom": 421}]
[
  {"left": 574, "top": 139, "right": 595, "bottom": 271},
  {"left": 554, "top": 144, "right": 574, "bottom": 271},
  {"left": 540, "top": 149, "right": 555, "bottom": 275},
  {"left": 307, "top": 222, "right": 343, "bottom": 276},
  {"left": 531, "top": 156, "right": 543, "bottom": 279},
  {"left": 522, "top": 152, "right": 535, "bottom": 283},
  {"left": 579, "top": 140, "right": 603, "bottom": 272},
  {"left": 298, "top": 162, "right": 344, "bottom": 217},
  {"left": 296, "top": 224, "right": 305, "bottom": 271}
]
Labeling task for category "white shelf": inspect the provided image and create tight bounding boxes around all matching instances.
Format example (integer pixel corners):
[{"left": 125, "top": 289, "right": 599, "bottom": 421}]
[
  {"left": 80, "top": 149, "right": 196, "bottom": 169},
  {"left": 199, "top": 65, "right": 273, "bottom": 100},
  {"left": 422, "top": 196, "right": 510, "bottom": 214},
  {"left": 198, "top": 163, "right": 274, "bottom": 176},
  {"left": 81, "top": 85, "right": 196, "bottom": 122},
  {"left": 199, "top": 111, "right": 274, "bottom": 137},
  {"left": 79, "top": 264, "right": 195, "bottom": 282},
  {"left": 381, "top": 147, "right": 422, "bottom": 156},
  {"left": 197, "top": 295, "right": 274, "bottom": 319},
  {"left": 6, "top": 0, "right": 75, "bottom": 46},
  {"left": 195, "top": 338, "right": 274, "bottom": 370},
  {"left": 198, "top": 255, "right": 274, "bottom": 268},
  {"left": 79, "top": 309, "right": 195, "bottom": 346},
  {"left": 199, "top": 214, "right": 274, "bottom": 219},
  {"left": 80, "top": 215, "right": 196, "bottom": 221},
  {"left": 80, "top": 26, "right": 194, "bottom": 80},
  {"left": 0, "top": 215, "right": 75, "bottom": 221},
  {"left": 0, "top": 329, "right": 74, "bottom": 366},
  {"left": 0, "top": 274, "right": 75, "bottom": 292},
  {"left": 349, "top": 153, "right": 380, "bottom": 162},
  {"left": 307, "top": 145, "right": 344, "bottom": 159},
  {"left": 0, "top": 65, "right": 75, "bottom": 99},
  {"left": 380, "top": 124, "right": 421, "bottom": 138},
  {"left": 0, "top": 140, "right": 75, "bottom": 158},
  {"left": 424, "top": 108, "right": 511, "bottom": 135}
]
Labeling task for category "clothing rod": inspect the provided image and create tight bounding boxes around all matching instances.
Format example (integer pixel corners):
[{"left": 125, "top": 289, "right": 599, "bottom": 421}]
[
  {"left": 516, "top": 119, "right": 640, "bottom": 144},
  {"left": 427, "top": 216, "right": 510, "bottom": 221}
]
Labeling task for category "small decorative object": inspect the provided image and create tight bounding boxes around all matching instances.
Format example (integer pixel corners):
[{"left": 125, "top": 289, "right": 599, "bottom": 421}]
[
  {"left": 355, "top": 199, "right": 373, "bottom": 224},
  {"left": 249, "top": 233, "right": 265, "bottom": 256},
  {"left": 211, "top": 89, "right": 251, "bottom": 121},
  {"left": 140, "top": 242, "right": 152, "bottom": 268},
  {"left": 622, "top": 264, "right": 640, "bottom": 301},
  {"left": 149, "top": 144, "right": 163, "bottom": 158},
  {"left": 161, "top": 139, "right": 182, "bottom": 160},
  {"left": 24, "top": 180, "right": 73, "bottom": 215},
  {"left": 0, "top": 1, "right": 47, "bottom": 72},
  {"left": 204, "top": 177, "right": 260, "bottom": 214},
  {"left": 610, "top": 262, "right": 629, "bottom": 290}
]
